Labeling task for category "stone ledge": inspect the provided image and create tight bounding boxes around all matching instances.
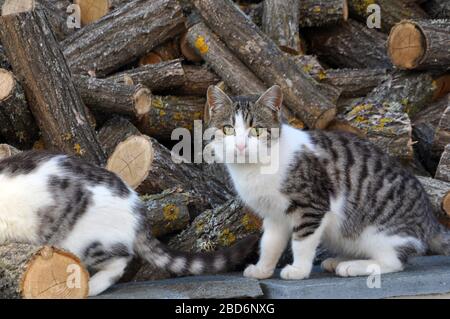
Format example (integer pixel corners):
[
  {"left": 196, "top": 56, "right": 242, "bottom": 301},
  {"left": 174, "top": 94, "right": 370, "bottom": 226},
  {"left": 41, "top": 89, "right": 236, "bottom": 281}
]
[{"left": 95, "top": 256, "right": 450, "bottom": 299}]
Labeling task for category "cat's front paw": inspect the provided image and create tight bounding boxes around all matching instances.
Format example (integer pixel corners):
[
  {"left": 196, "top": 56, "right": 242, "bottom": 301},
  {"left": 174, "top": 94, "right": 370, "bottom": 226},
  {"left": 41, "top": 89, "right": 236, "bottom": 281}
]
[
  {"left": 243, "top": 264, "right": 273, "bottom": 279},
  {"left": 280, "top": 264, "right": 311, "bottom": 280}
]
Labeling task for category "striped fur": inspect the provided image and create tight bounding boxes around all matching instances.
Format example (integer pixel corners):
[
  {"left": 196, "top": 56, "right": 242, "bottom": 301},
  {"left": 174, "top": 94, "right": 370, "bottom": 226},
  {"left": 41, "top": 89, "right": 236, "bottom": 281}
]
[
  {"left": 206, "top": 85, "right": 450, "bottom": 280},
  {"left": 0, "top": 151, "right": 258, "bottom": 296}
]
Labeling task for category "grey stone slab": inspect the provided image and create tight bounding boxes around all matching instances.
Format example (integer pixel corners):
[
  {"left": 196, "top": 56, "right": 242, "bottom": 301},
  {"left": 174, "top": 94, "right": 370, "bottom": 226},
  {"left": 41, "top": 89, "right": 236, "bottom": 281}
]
[
  {"left": 94, "top": 275, "right": 263, "bottom": 299},
  {"left": 260, "top": 256, "right": 450, "bottom": 299}
]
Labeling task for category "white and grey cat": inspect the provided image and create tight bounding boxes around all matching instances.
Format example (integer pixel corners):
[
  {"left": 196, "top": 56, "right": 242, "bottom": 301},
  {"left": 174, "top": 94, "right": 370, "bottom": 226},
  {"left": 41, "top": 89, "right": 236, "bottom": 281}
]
[
  {"left": 0, "top": 151, "right": 257, "bottom": 296},
  {"left": 205, "top": 85, "right": 450, "bottom": 280}
]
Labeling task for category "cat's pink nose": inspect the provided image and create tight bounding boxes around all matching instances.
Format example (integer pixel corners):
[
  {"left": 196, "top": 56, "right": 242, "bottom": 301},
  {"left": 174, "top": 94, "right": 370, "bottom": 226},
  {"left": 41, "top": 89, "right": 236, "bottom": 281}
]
[{"left": 237, "top": 144, "right": 246, "bottom": 152}]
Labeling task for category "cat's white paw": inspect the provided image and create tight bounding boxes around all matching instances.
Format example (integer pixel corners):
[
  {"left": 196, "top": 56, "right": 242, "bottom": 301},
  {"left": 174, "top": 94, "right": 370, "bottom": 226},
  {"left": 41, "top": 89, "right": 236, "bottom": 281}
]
[
  {"left": 280, "top": 264, "right": 311, "bottom": 280},
  {"left": 321, "top": 258, "right": 344, "bottom": 273},
  {"left": 243, "top": 264, "right": 273, "bottom": 279}
]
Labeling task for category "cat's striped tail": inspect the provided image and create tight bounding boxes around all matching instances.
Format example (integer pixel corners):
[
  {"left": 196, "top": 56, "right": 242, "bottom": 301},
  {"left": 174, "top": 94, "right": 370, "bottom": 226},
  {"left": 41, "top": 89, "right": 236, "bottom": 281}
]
[{"left": 133, "top": 228, "right": 259, "bottom": 276}]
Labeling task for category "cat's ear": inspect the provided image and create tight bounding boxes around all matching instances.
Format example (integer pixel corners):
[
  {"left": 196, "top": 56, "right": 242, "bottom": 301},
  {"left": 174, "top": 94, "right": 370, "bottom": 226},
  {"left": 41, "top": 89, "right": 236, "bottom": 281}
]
[
  {"left": 207, "top": 85, "right": 232, "bottom": 112},
  {"left": 256, "top": 85, "right": 283, "bottom": 112}
]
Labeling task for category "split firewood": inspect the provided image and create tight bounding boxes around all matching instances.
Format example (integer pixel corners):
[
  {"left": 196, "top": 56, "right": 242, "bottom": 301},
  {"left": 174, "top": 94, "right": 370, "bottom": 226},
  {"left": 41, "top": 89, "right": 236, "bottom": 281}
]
[
  {"left": 433, "top": 97, "right": 450, "bottom": 156},
  {"left": 187, "top": 4, "right": 336, "bottom": 129},
  {"left": 3, "top": 0, "right": 75, "bottom": 41},
  {"left": 436, "top": 144, "right": 450, "bottom": 183},
  {"left": 98, "top": 117, "right": 153, "bottom": 190},
  {"left": 108, "top": 59, "right": 186, "bottom": 93},
  {"left": 137, "top": 95, "right": 205, "bottom": 141},
  {"left": 168, "top": 198, "right": 261, "bottom": 253},
  {"left": 347, "top": 0, "right": 427, "bottom": 33},
  {"left": 170, "top": 64, "right": 221, "bottom": 96},
  {"left": 0, "top": 5, "right": 106, "bottom": 165},
  {"left": 138, "top": 39, "right": 181, "bottom": 66},
  {"left": 262, "top": 0, "right": 303, "bottom": 54},
  {"left": 0, "top": 244, "right": 89, "bottom": 299},
  {"left": 417, "top": 176, "right": 450, "bottom": 219},
  {"left": 345, "top": 71, "right": 438, "bottom": 160},
  {"left": 0, "top": 69, "right": 39, "bottom": 149},
  {"left": 74, "top": 0, "right": 129, "bottom": 25},
  {"left": 0, "top": 143, "right": 20, "bottom": 159},
  {"left": 72, "top": 75, "right": 152, "bottom": 120},
  {"left": 304, "top": 19, "right": 392, "bottom": 69},
  {"left": 298, "top": 0, "right": 349, "bottom": 27},
  {"left": 412, "top": 94, "right": 449, "bottom": 171},
  {"left": 423, "top": 0, "right": 450, "bottom": 18},
  {"left": 62, "top": 0, "right": 185, "bottom": 77},
  {"left": 137, "top": 136, "right": 233, "bottom": 213},
  {"left": 388, "top": 20, "right": 450, "bottom": 70}
]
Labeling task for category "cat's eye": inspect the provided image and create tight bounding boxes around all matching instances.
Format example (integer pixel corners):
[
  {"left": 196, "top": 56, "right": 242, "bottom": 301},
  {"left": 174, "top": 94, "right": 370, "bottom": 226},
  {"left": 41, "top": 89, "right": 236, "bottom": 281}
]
[
  {"left": 223, "top": 125, "right": 235, "bottom": 135},
  {"left": 249, "top": 127, "right": 264, "bottom": 137}
]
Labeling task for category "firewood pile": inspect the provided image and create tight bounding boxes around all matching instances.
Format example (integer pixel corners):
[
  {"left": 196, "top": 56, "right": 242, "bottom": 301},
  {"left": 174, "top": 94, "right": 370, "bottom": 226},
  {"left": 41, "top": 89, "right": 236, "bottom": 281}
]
[{"left": 0, "top": 0, "right": 449, "bottom": 298}]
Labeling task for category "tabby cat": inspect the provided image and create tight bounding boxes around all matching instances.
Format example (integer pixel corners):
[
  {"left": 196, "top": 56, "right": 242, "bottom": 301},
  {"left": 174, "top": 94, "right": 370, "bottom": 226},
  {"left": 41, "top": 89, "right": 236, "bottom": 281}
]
[
  {"left": 0, "top": 152, "right": 257, "bottom": 296},
  {"left": 205, "top": 85, "right": 450, "bottom": 280}
]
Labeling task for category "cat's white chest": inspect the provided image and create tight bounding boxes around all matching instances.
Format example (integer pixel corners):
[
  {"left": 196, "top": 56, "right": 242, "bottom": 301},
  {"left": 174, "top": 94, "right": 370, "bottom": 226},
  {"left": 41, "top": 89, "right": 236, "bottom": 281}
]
[{"left": 228, "top": 166, "right": 290, "bottom": 218}]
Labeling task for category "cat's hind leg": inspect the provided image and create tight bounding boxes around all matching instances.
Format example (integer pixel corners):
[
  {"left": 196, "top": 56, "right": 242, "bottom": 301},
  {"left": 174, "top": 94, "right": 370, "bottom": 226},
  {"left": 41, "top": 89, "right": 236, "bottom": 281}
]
[{"left": 334, "top": 258, "right": 403, "bottom": 277}]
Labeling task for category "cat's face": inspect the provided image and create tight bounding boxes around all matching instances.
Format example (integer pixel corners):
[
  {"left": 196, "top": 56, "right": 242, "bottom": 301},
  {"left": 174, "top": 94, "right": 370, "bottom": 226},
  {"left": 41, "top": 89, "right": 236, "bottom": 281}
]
[{"left": 205, "top": 85, "right": 283, "bottom": 164}]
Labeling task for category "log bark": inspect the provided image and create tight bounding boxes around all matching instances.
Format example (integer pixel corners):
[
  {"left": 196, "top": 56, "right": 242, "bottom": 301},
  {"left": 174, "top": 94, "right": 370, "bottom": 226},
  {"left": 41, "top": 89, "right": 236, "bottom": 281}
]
[
  {"left": 417, "top": 176, "right": 450, "bottom": 219},
  {"left": 168, "top": 199, "right": 261, "bottom": 253},
  {"left": 345, "top": 71, "right": 438, "bottom": 160},
  {"left": 62, "top": 0, "right": 185, "bottom": 77},
  {"left": 170, "top": 64, "right": 221, "bottom": 96},
  {"left": 72, "top": 74, "right": 151, "bottom": 119},
  {"left": 0, "top": 244, "right": 89, "bottom": 299},
  {"left": 412, "top": 94, "right": 449, "bottom": 172},
  {"left": 299, "top": 0, "right": 349, "bottom": 27},
  {"left": 423, "top": 0, "right": 450, "bottom": 18},
  {"left": 137, "top": 96, "right": 205, "bottom": 141},
  {"left": 74, "top": 0, "right": 130, "bottom": 25},
  {"left": 0, "top": 6, "right": 106, "bottom": 164},
  {"left": 2, "top": 0, "right": 75, "bottom": 41},
  {"left": 320, "top": 68, "right": 388, "bottom": 98},
  {"left": 262, "top": 0, "right": 303, "bottom": 54},
  {"left": 190, "top": 0, "right": 337, "bottom": 129},
  {"left": 388, "top": 19, "right": 450, "bottom": 70},
  {"left": 98, "top": 117, "right": 153, "bottom": 189},
  {"left": 0, "top": 143, "right": 20, "bottom": 159},
  {"left": 348, "top": 0, "right": 428, "bottom": 33},
  {"left": 107, "top": 59, "right": 186, "bottom": 93},
  {"left": 433, "top": 96, "right": 450, "bottom": 156},
  {"left": 185, "top": 19, "right": 266, "bottom": 96},
  {"left": 436, "top": 144, "right": 450, "bottom": 183},
  {"left": 0, "top": 46, "right": 11, "bottom": 70},
  {"left": 0, "top": 69, "right": 39, "bottom": 149},
  {"left": 137, "top": 137, "right": 233, "bottom": 213},
  {"left": 304, "top": 19, "right": 391, "bottom": 69}
]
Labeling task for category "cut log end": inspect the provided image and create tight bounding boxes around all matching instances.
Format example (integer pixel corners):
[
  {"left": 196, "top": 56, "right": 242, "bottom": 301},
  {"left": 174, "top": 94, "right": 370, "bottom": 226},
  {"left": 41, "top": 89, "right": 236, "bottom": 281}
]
[
  {"left": 22, "top": 246, "right": 89, "bottom": 299},
  {"left": 342, "top": 0, "right": 349, "bottom": 21},
  {"left": 139, "top": 53, "right": 164, "bottom": 66},
  {"left": 2, "top": 0, "right": 34, "bottom": 15},
  {"left": 388, "top": 21, "right": 425, "bottom": 70},
  {"left": 0, "top": 144, "right": 20, "bottom": 159},
  {"left": 106, "top": 135, "right": 153, "bottom": 189},
  {"left": 133, "top": 86, "right": 152, "bottom": 116},
  {"left": 434, "top": 74, "right": 450, "bottom": 101},
  {"left": 0, "top": 69, "right": 15, "bottom": 100},
  {"left": 444, "top": 192, "right": 450, "bottom": 217},
  {"left": 75, "top": 0, "right": 110, "bottom": 26}
]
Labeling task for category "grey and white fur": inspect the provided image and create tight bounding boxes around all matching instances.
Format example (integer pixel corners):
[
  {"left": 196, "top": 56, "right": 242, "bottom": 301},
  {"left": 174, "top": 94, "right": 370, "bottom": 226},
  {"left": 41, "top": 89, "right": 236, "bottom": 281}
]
[
  {"left": 205, "top": 85, "right": 450, "bottom": 280},
  {"left": 0, "top": 151, "right": 258, "bottom": 296}
]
